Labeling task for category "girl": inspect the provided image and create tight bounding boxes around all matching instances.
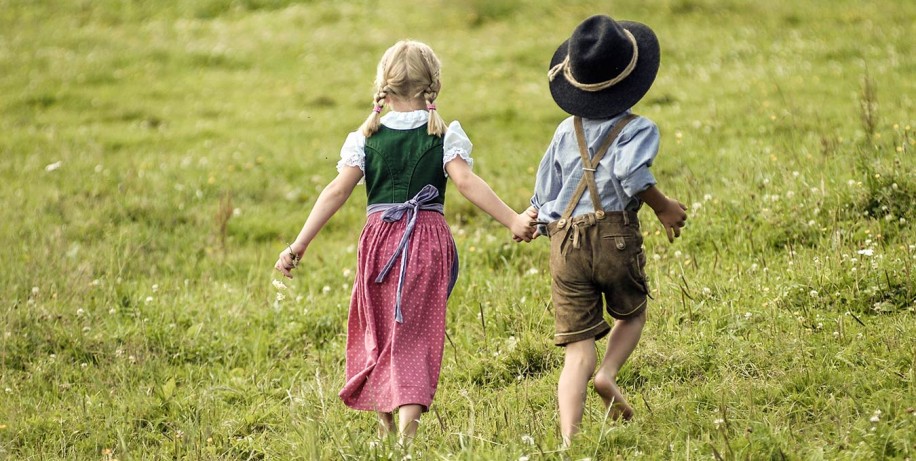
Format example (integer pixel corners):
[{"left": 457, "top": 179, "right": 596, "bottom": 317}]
[{"left": 274, "top": 40, "right": 536, "bottom": 441}]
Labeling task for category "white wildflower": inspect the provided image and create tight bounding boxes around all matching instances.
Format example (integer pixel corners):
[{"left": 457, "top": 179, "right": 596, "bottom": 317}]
[
  {"left": 45, "top": 161, "right": 63, "bottom": 172},
  {"left": 526, "top": 267, "right": 539, "bottom": 275},
  {"left": 321, "top": 285, "right": 331, "bottom": 294},
  {"left": 76, "top": 308, "right": 85, "bottom": 317},
  {"left": 342, "top": 268, "right": 352, "bottom": 278},
  {"left": 145, "top": 296, "right": 154, "bottom": 304},
  {"left": 857, "top": 248, "right": 874, "bottom": 257},
  {"left": 275, "top": 292, "right": 285, "bottom": 302},
  {"left": 714, "top": 418, "right": 724, "bottom": 429},
  {"left": 809, "top": 290, "right": 818, "bottom": 298},
  {"left": 703, "top": 194, "right": 713, "bottom": 201},
  {"left": 521, "top": 434, "right": 535, "bottom": 446},
  {"left": 272, "top": 279, "right": 287, "bottom": 290}
]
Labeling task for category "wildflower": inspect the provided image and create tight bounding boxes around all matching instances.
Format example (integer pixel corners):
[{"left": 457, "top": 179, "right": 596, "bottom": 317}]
[
  {"left": 31, "top": 286, "right": 39, "bottom": 295},
  {"left": 342, "top": 268, "right": 352, "bottom": 278},
  {"left": 809, "top": 290, "right": 818, "bottom": 298},
  {"left": 4, "top": 388, "right": 11, "bottom": 394},
  {"left": 45, "top": 161, "right": 63, "bottom": 172},
  {"left": 702, "top": 287, "right": 712, "bottom": 295},
  {"left": 521, "top": 434, "right": 535, "bottom": 446},
  {"left": 80, "top": 363, "right": 88, "bottom": 369},
  {"left": 792, "top": 171, "right": 800, "bottom": 177},
  {"left": 145, "top": 296, "right": 154, "bottom": 304},
  {"left": 109, "top": 308, "right": 117, "bottom": 315},
  {"left": 271, "top": 279, "right": 287, "bottom": 290},
  {"left": 321, "top": 285, "right": 331, "bottom": 294},
  {"left": 744, "top": 312, "right": 752, "bottom": 320},
  {"left": 714, "top": 418, "right": 724, "bottom": 429},
  {"left": 674, "top": 250, "right": 683, "bottom": 258},
  {"left": 857, "top": 248, "right": 874, "bottom": 257},
  {"left": 275, "top": 292, "right": 285, "bottom": 302},
  {"left": 152, "top": 284, "right": 159, "bottom": 292},
  {"left": 519, "top": 457, "right": 530, "bottom": 461},
  {"left": 76, "top": 308, "right": 85, "bottom": 317}
]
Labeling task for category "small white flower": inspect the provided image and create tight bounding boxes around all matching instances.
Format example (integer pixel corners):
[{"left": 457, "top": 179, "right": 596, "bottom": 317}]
[
  {"left": 321, "top": 285, "right": 331, "bottom": 294},
  {"left": 809, "top": 290, "right": 818, "bottom": 298},
  {"left": 272, "top": 279, "right": 287, "bottom": 290},
  {"left": 275, "top": 292, "right": 285, "bottom": 302},
  {"left": 652, "top": 253, "right": 661, "bottom": 261},
  {"left": 45, "top": 161, "right": 63, "bottom": 172},
  {"left": 152, "top": 284, "right": 159, "bottom": 292},
  {"left": 870, "top": 415, "right": 880, "bottom": 423},
  {"left": 145, "top": 296, "right": 154, "bottom": 304},
  {"left": 31, "top": 286, "right": 39, "bottom": 295},
  {"left": 76, "top": 308, "right": 85, "bottom": 316},
  {"left": 703, "top": 194, "right": 713, "bottom": 201},
  {"left": 342, "top": 268, "right": 352, "bottom": 278},
  {"left": 519, "top": 457, "right": 530, "bottom": 461},
  {"left": 857, "top": 248, "right": 874, "bottom": 257},
  {"left": 521, "top": 434, "right": 535, "bottom": 446},
  {"left": 525, "top": 267, "right": 539, "bottom": 275},
  {"left": 702, "top": 287, "right": 712, "bottom": 295},
  {"left": 713, "top": 418, "right": 724, "bottom": 429},
  {"left": 108, "top": 308, "right": 116, "bottom": 315},
  {"left": 744, "top": 312, "right": 752, "bottom": 320},
  {"left": 80, "top": 363, "right": 88, "bottom": 369},
  {"left": 674, "top": 250, "right": 683, "bottom": 258}
]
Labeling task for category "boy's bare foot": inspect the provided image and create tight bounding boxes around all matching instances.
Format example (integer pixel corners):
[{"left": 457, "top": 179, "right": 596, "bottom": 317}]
[{"left": 594, "top": 372, "right": 634, "bottom": 421}]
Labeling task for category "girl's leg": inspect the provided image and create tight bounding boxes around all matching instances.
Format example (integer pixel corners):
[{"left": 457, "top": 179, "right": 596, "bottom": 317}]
[
  {"left": 398, "top": 404, "right": 423, "bottom": 444},
  {"left": 377, "top": 411, "right": 395, "bottom": 437},
  {"left": 558, "top": 338, "right": 597, "bottom": 446},
  {"left": 593, "top": 311, "right": 646, "bottom": 421}
]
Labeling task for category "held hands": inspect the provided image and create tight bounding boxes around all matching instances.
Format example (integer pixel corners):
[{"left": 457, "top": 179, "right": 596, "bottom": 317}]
[
  {"left": 274, "top": 243, "right": 305, "bottom": 279},
  {"left": 654, "top": 197, "right": 688, "bottom": 243},
  {"left": 511, "top": 206, "right": 540, "bottom": 243}
]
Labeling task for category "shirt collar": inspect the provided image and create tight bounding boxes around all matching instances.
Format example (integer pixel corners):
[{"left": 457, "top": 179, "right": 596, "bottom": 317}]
[{"left": 381, "top": 110, "right": 430, "bottom": 130}]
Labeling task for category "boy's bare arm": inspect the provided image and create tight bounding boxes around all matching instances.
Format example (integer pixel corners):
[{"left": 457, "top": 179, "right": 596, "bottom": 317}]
[{"left": 638, "top": 185, "right": 687, "bottom": 243}]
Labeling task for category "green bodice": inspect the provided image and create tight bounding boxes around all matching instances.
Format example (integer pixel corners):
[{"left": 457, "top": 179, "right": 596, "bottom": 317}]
[{"left": 364, "top": 125, "right": 447, "bottom": 205}]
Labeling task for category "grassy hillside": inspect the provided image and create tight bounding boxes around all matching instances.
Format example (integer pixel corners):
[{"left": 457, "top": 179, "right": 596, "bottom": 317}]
[{"left": 1, "top": 0, "right": 913, "bottom": 459}]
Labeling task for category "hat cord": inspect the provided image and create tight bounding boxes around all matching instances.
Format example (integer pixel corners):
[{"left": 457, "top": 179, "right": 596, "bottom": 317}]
[{"left": 548, "top": 29, "right": 639, "bottom": 92}]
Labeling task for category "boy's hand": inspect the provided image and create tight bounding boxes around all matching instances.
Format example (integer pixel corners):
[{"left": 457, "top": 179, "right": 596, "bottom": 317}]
[{"left": 655, "top": 198, "right": 688, "bottom": 242}]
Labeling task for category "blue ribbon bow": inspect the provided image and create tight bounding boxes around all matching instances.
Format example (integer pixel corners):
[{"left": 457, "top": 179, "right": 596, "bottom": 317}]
[{"left": 374, "top": 185, "right": 441, "bottom": 323}]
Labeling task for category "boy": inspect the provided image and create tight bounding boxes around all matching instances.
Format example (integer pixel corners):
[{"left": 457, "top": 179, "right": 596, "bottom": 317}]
[{"left": 530, "top": 14, "right": 687, "bottom": 446}]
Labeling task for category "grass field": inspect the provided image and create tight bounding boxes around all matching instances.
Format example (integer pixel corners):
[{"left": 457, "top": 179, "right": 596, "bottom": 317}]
[{"left": 1, "top": 0, "right": 914, "bottom": 459}]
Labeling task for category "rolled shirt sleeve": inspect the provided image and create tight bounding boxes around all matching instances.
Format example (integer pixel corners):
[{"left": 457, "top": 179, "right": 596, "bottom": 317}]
[{"left": 613, "top": 119, "right": 659, "bottom": 198}]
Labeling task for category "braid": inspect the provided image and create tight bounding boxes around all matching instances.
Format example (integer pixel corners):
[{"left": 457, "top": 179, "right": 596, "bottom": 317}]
[
  {"left": 424, "top": 80, "right": 446, "bottom": 137},
  {"left": 359, "top": 83, "right": 389, "bottom": 137}
]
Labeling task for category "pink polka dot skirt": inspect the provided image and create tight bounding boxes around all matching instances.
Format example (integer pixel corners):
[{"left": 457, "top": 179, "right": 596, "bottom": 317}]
[{"left": 338, "top": 210, "right": 456, "bottom": 412}]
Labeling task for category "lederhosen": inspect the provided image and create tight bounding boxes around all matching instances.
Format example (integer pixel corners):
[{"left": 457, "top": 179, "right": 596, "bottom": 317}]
[{"left": 546, "top": 115, "right": 650, "bottom": 346}]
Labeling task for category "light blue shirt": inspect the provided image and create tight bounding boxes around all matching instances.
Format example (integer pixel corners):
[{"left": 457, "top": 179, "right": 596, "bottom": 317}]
[{"left": 531, "top": 111, "right": 659, "bottom": 222}]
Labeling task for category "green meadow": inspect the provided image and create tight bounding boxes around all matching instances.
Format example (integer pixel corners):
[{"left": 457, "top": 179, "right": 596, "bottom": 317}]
[{"left": 1, "top": 0, "right": 914, "bottom": 459}]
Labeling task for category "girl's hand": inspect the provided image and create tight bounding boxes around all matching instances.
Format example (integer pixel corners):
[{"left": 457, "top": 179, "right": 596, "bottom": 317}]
[
  {"left": 274, "top": 245, "right": 305, "bottom": 279},
  {"left": 654, "top": 198, "right": 688, "bottom": 243},
  {"left": 511, "top": 206, "right": 539, "bottom": 242}
]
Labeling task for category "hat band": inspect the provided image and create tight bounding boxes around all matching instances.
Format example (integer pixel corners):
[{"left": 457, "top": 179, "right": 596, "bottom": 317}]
[{"left": 548, "top": 29, "right": 639, "bottom": 92}]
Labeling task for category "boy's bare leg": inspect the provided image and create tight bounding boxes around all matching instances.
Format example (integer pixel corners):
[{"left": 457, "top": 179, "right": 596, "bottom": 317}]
[
  {"left": 377, "top": 411, "right": 396, "bottom": 437},
  {"left": 594, "top": 311, "right": 646, "bottom": 421},
  {"left": 398, "top": 404, "right": 423, "bottom": 444},
  {"left": 558, "top": 338, "right": 598, "bottom": 446}
]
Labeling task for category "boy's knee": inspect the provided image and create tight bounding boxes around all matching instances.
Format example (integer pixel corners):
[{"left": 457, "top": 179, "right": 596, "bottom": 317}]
[{"left": 564, "top": 341, "right": 598, "bottom": 370}]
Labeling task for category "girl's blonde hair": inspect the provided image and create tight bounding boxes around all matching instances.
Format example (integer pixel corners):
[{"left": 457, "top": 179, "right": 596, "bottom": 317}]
[{"left": 359, "top": 40, "right": 447, "bottom": 138}]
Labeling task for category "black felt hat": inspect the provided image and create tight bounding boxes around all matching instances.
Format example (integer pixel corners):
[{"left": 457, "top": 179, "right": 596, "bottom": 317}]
[{"left": 548, "top": 15, "right": 660, "bottom": 119}]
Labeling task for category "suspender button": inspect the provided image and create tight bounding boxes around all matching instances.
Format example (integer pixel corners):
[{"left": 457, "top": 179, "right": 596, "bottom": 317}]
[
  {"left": 557, "top": 219, "right": 567, "bottom": 229},
  {"left": 595, "top": 210, "right": 605, "bottom": 219}
]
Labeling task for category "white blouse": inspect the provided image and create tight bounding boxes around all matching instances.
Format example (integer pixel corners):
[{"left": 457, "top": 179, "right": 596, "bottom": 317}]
[{"left": 336, "top": 110, "right": 474, "bottom": 178}]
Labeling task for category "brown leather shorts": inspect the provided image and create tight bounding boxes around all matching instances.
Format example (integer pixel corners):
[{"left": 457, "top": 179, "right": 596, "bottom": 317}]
[{"left": 547, "top": 211, "right": 649, "bottom": 346}]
